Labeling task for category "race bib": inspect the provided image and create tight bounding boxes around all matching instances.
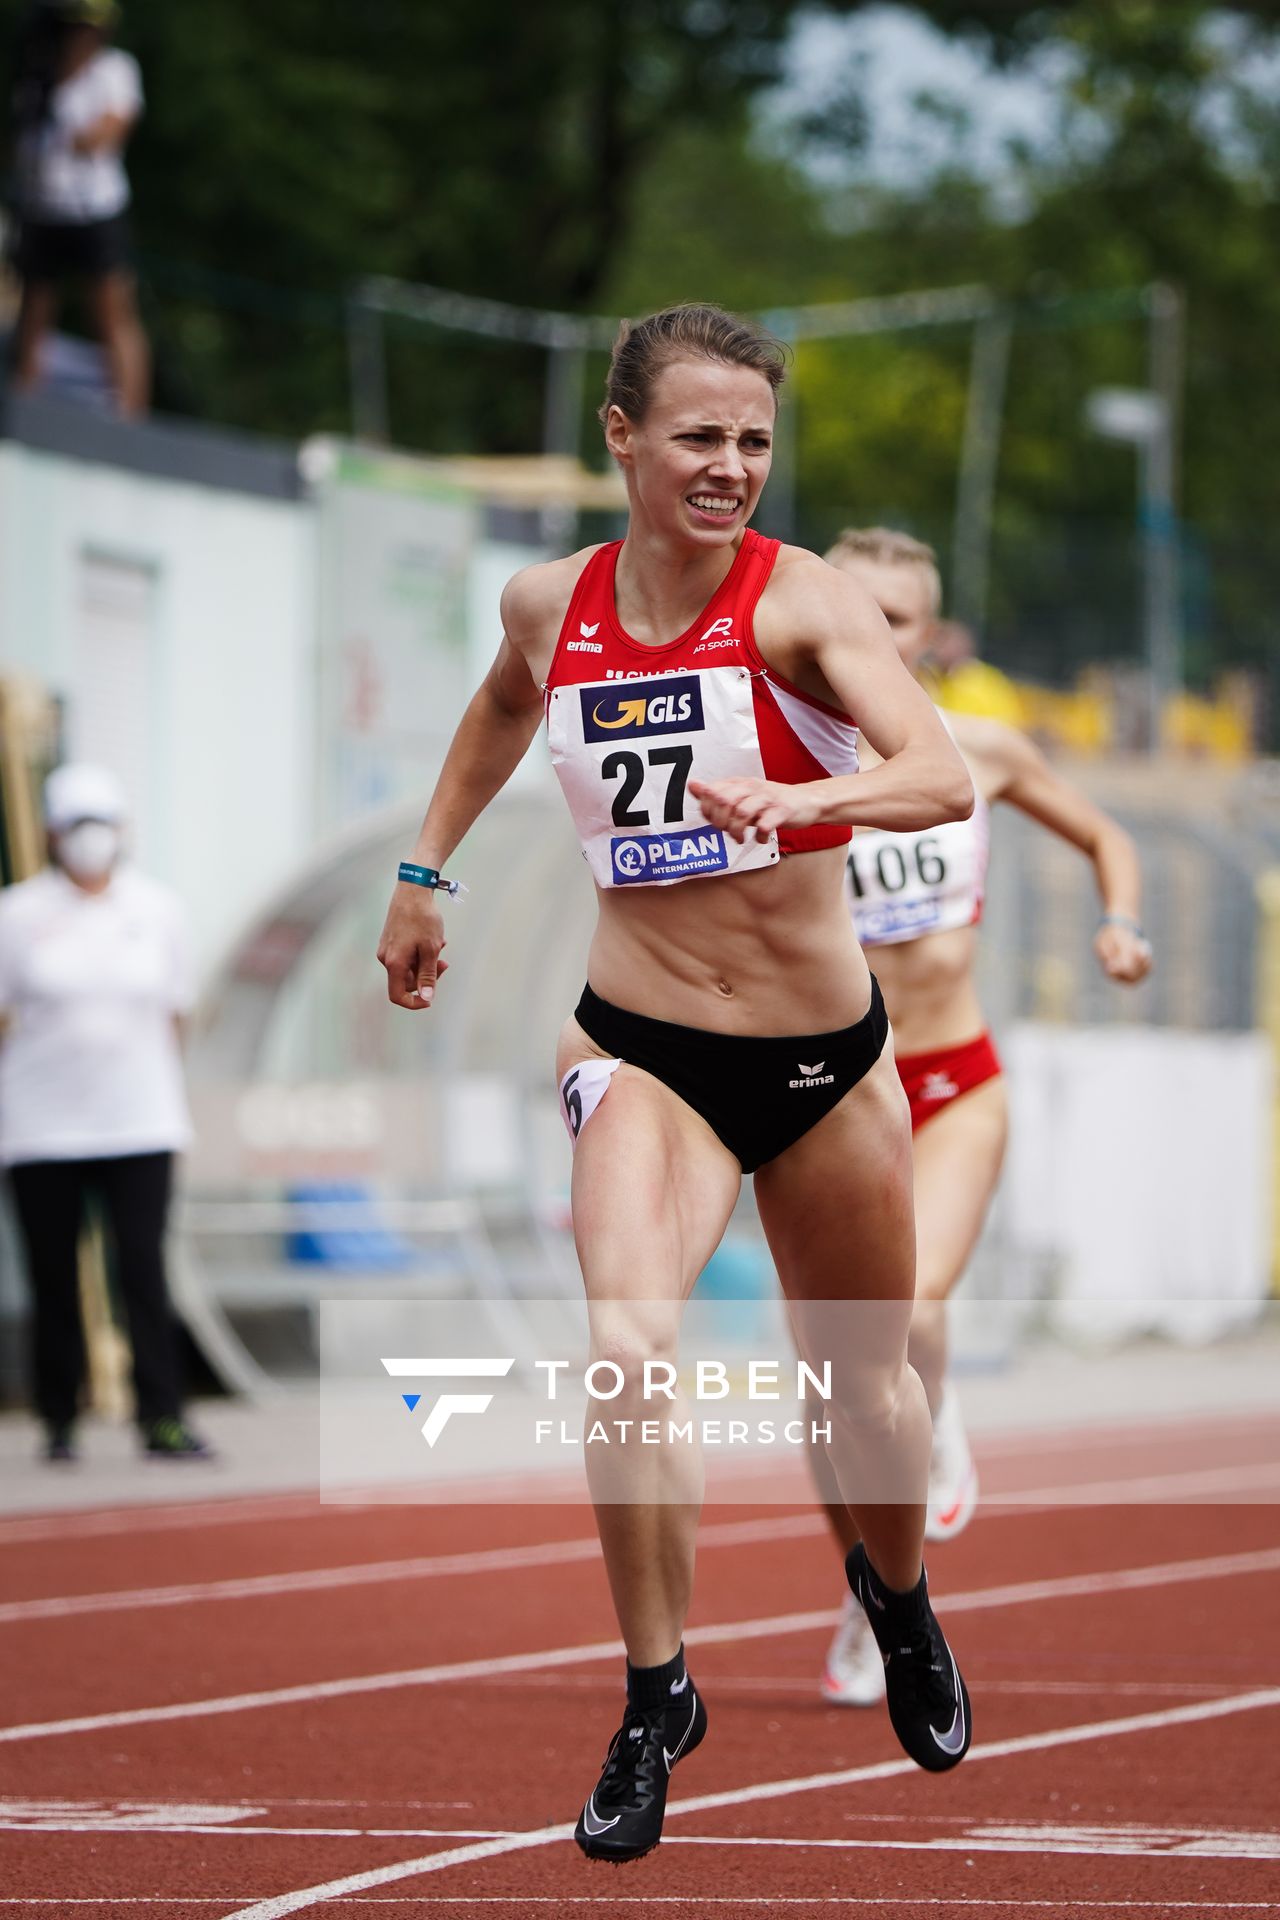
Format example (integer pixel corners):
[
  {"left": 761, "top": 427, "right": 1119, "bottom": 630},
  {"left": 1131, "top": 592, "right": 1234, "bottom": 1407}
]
[
  {"left": 546, "top": 666, "right": 779, "bottom": 889},
  {"left": 846, "top": 810, "right": 986, "bottom": 948}
]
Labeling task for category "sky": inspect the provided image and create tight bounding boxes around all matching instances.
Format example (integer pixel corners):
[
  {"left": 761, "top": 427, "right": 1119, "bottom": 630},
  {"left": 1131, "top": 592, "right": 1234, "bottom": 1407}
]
[{"left": 765, "top": 3, "right": 1069, "bottom": 187}]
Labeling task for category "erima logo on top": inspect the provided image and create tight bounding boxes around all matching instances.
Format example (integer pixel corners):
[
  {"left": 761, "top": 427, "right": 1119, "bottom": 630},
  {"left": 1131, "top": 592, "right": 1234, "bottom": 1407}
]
[
  {"left": 582, "top": 674, "right": 704, "bottom": 743},
  {"left": 568, "top": 620, "right": 603, "bottom": 654}
]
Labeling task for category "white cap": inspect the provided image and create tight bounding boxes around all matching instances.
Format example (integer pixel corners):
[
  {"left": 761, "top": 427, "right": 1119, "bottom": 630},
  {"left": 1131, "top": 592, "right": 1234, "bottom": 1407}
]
[{"left": 43, "top": 763, "right": 127, "bottom": 832}]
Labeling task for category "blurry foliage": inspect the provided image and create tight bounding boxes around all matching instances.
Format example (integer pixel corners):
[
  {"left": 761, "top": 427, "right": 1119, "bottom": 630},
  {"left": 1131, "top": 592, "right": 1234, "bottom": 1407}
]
[
  {"left": 608, "top": 3, "right": 1280, "bottom": 714},
  {"left": 1, "top": 0, "right": 1278, "bottom": 712}
]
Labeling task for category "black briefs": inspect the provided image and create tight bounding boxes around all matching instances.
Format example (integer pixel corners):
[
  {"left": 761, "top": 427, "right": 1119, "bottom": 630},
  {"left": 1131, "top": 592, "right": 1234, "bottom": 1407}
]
[{"left": 572, "top": 976, "right": 889, "bottom": 1173}]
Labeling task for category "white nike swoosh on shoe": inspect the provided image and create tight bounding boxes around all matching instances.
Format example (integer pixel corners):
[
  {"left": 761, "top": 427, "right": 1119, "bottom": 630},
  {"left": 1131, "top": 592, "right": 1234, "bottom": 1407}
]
[
  {"left": 580, "top": 1793, "right": 621, "bottom": 1837},
  {"left": 930, "top": 1647, "right": 968, "bottom": 1757},
  {"left": 663, "top": 1691, "right": 698, "bottom": 1773},
  {"left": 859, "top": 1574, "right": 885, "bottom": 1613}
]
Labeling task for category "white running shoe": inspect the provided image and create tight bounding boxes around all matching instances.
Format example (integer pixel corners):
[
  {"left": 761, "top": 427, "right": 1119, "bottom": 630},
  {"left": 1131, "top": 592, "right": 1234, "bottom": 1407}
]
[
  {"left": 821, "top": 1590, "right": 886, "bottom": 1706},
  {"left": 925, "top": 1384, "right": 978, "bottom": 1542}
]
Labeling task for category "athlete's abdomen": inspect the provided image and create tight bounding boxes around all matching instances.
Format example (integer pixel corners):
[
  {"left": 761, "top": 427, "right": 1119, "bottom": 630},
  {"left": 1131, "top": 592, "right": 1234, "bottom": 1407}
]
[
  {"left": 588, "top": 844, "right": 871, "bottom": 1037},
  {"left": 871, "top": 926, "right": 987, "bottom": 1053}
]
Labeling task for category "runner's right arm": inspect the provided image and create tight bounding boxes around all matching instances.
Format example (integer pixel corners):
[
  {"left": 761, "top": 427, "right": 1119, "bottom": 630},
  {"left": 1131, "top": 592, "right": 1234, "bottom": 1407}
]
[{"left": 377, "top": 585, "right": 547, "bottom": 1011}]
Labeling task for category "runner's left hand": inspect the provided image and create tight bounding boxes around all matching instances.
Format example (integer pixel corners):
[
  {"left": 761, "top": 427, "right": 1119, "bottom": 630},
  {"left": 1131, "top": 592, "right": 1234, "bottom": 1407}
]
[
  {"left": 689, "top": 776, "right": 823, "bottom": 841},
  {"left": 1093, "top": 922, "right": 1153, "bottom": 984}
]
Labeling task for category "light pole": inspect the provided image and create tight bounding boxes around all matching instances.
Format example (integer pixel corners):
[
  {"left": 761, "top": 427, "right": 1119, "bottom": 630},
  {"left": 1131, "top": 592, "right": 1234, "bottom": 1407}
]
[{"left": 1084, "top": 285, "right": 1183, "bottom": 751}]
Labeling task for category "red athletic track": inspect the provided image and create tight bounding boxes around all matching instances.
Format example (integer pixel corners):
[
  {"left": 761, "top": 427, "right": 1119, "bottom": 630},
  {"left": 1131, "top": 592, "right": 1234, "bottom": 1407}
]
[{"left": 1, "top": 1413, "right": 1278, "bottom": 1919}]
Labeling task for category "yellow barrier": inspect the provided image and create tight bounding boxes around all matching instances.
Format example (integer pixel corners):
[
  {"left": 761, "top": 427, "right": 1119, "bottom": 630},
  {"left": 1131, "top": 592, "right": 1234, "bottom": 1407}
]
[{"left": 934, "top": 666, "right": 1255, "bottom": 762}]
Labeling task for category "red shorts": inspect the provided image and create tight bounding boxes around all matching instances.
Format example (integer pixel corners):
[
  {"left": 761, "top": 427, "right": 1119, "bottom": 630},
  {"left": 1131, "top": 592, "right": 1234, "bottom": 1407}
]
[{"left": 895, "top": 1032, "right": 1002, "bottom": 1133}]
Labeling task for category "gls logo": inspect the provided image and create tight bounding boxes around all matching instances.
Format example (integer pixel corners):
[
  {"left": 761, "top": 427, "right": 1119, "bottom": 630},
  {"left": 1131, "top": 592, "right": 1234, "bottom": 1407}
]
[
  {"left": 581, "top": 674, "right": 704, "bottom": 743},
  {"left": 382, "top": 1356, "right": 514, "bottom": 1446}
]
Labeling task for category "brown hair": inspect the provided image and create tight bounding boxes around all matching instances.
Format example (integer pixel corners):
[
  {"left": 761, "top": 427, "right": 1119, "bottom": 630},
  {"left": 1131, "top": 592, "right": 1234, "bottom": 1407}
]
[
  {"left": 824, "top": 526, "right": 943, "bottom": 615},
  {"left": 598, "top": 304, "right": 787, "bottom": 426}
]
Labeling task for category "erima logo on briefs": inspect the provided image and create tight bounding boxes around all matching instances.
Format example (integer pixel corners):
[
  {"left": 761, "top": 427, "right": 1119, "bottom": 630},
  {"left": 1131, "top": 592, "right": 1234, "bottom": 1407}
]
[
  {"left": 921, "top": 1072, "right": 959, "bottom": 1102},
  {"left": 381, "top": 1357, "right": 514, "bottom": 1446},
  {"left": 582, "top": 674, "right": 703, "bottom": 742},
  {"left": 611, "top": 831, "right": 729, "bottom": 884},
  {"left": 790, "top": 1059, "right": 836, "bottom": 1088}
]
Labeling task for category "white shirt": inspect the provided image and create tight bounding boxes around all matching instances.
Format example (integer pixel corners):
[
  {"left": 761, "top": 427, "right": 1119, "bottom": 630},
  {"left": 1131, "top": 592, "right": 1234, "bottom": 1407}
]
[
  {"left": 0, "top": 866, "right": 194, "bottom": 1166},
  {"left": 15, "top": 48, "right": 142, "bottom": 224}
]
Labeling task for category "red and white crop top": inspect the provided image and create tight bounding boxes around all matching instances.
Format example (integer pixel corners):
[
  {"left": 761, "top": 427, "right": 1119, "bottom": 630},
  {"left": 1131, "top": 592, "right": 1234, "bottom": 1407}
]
[{"left": 543, "top": 531, "right": 860, "bottom": 889}]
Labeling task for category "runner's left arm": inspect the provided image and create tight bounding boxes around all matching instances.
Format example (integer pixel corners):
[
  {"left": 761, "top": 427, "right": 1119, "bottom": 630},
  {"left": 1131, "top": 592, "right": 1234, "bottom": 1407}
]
[{"left": 964, "top": 717, "right": 1152, "bottom": 985}]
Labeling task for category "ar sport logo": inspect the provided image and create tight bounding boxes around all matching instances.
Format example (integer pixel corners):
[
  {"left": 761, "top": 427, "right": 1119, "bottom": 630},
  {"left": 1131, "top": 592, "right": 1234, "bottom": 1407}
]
[
  {"left": 382, "top": 1356, "right": 514, "bottom": 1447},
  {"left": 693, "top": 616, "right": 739, "bottom": 654},
  {"left": 611, "top": 830, "right": 729, "bottom": 885},
  {"left": 582, "top": 673, "right": 703, "bottom": 743}
]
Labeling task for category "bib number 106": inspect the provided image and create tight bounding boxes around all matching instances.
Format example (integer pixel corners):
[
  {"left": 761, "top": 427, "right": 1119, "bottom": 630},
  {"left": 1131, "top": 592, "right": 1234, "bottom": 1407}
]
[
  {"left": 848, "top": 836, "right": 946, "bottom": 896},
  {"left": 603, "top": 744, "right": 694, "bottom": 828}
]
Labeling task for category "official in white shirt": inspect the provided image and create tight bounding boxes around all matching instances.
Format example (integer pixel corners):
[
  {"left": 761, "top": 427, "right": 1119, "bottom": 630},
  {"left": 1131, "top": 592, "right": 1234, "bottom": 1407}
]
[
  {"left": 0, "top": 764, "right": 209, "bottom": 1460},
  {"left": 8, "top": 0, "right": 149, "bottom": 413}
]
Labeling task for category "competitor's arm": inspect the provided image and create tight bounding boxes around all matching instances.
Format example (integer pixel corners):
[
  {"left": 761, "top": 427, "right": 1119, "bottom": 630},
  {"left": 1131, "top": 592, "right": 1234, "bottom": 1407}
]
[
  {"left": 962, "top": 716, "right": 1152, "bottom": 985},
  {"left": 691, "top": 554, "right": 973, "bottom": 839},
  {"left": 376, "top": 582, "right": 546, "bottom": 1011}
]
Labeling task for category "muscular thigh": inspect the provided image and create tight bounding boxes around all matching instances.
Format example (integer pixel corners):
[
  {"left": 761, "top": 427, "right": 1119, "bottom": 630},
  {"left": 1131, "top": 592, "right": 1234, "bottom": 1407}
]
[
  {"left": 558, "top": 1016, "right": 741, "bottom": 1307},
  {"left": 911, "top": 1075, "right": 1008, "bottom": 1303},
  {"left": 753, "top": 1040, "right": 915, "bottom": 1306}
]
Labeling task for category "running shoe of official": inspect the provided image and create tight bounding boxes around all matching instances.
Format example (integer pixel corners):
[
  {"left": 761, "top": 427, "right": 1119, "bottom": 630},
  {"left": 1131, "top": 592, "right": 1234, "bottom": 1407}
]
[
  {"left": 574, "top": 1678, "right": 708, "bottom": 1863},
  {"left": 925, "top": 1384, "right": 978, "bottom": 1542},
  {"left": 142, "top": 1416, "right": 214, "bottom": 1460},
  {"left": 845, "top": 1543, "right": 971, "bottom": 1771},
  {"left": 42, "top": 1422, "right": 78, "bottom": 1464},
  {"left": 821, "top": 1589, "right": 886, "bottom": 1706}
]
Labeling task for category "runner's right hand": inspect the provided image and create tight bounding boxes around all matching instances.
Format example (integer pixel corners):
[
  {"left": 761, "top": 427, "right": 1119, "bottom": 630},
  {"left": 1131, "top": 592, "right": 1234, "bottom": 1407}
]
[{"left": 377, "top": 885, "right": 449, "bottom": 1010}]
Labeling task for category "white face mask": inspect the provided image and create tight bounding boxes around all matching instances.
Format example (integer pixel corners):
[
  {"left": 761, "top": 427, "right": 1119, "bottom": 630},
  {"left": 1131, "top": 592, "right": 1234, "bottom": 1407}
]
[{"left": 58, "top": 821, "right": 121, "bottom": 880}]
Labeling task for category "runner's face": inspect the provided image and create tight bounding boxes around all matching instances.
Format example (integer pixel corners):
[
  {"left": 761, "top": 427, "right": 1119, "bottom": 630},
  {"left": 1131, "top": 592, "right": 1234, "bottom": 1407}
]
[
  {"left": 608, "top": 358, "right": 775, "bottom": 544},
  {"left": 831, "top": 557, "right": 937, "bottom": 670}
]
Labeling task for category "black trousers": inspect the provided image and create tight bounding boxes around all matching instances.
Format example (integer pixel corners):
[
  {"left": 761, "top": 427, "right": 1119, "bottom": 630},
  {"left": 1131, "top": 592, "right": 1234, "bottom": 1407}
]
[{"left": 8, "top": 1152, "right": 184, "bottom": 1430}]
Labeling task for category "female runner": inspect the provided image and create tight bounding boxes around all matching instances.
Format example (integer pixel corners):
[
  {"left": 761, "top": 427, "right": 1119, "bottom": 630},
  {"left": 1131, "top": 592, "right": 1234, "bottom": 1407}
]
[
  {"left": 817, "top": 526, "right": 1153, "bottom": 1707},
  {"left": 378, "top": 310, "right": 977, "bottom": 1864}
]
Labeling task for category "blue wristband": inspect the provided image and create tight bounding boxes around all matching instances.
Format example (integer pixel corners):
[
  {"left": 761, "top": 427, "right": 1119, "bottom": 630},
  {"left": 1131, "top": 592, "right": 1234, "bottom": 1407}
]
[{"left": 398, "top": 861, "right": 464, "bottom": 899}]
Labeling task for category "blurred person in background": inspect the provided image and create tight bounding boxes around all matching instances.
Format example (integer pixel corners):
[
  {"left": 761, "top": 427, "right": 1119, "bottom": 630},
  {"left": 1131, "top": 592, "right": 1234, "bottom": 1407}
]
[
  {"left": 924, "top": 618, "right": 1024, "bottom": 727},
  {"left": 0, "top": 763, "right": 209, "bottom": 1461},
  {"left": 5, "top": 0, "right": 148, "bottom": 415},
  {"left": 815, "top": 527, "right": 1151, "bottom": 1707}
]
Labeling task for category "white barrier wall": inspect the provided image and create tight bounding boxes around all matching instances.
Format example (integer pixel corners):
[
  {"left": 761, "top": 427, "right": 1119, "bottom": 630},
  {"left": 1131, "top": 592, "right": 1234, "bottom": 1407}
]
[
  {"left": 1001, "top": 1022, "right": 1274, "bottom": 1337},
  {"left": 0, "top": 437, "right": 316, "bottom": 961}
]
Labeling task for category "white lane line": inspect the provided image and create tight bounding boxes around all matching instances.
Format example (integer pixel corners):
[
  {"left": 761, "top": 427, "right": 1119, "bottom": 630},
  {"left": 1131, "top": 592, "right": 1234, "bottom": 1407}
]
[
  {"left": 0, "top": 1492, "right": 345, "bottom": 1547},
  {"left": 220, "top": 1686, "right": 1280, "bottom": 1917},
  {"left": 3, "top": 1544, "right": 1278, "bottom": 1745},
  {"left": 981, "top": 1461, "right": 1280, "bottom": 1507},
  {"left": 6, "top": 1460, "right": 1279, "bottom": 1625},
  {"left": 4, "top": 1819, "right": 1276, "bottom": 1860},
  {"left": 0, "top": 1515, "right": 817, "bottom": 1626},
  {"left": 664, "top": 1829, "right": 1280, "bottom": 1860}
]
